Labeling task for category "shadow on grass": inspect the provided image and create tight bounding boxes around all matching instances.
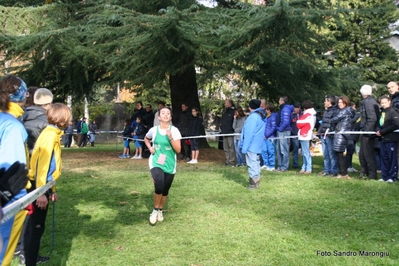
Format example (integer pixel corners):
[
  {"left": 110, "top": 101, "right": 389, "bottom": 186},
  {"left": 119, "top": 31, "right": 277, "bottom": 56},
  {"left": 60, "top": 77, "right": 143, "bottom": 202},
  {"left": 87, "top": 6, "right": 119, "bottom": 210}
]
[
  {"left": 250, "top": 175, "right": 399, "bottom": 257},
  {"left": 220, "top": 166, "right": 248, "bottom": 188},
  {"left": 42, "top": 169, "right": 154, "bottom": 265}
]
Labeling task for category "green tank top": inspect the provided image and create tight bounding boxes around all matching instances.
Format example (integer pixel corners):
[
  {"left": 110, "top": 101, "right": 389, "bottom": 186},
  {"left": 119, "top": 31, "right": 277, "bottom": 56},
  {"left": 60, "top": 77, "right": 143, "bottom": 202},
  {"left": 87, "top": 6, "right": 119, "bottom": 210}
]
[{"left": 151, "top": 126, "right": 177, "bottom": 174}]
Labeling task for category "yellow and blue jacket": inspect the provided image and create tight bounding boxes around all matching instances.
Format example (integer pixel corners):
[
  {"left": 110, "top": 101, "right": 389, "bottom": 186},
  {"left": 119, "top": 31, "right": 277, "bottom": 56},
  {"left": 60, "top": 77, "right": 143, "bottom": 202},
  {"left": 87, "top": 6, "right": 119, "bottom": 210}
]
[{"left": 28, "top": 125, "right": 63, "bottom": 193}]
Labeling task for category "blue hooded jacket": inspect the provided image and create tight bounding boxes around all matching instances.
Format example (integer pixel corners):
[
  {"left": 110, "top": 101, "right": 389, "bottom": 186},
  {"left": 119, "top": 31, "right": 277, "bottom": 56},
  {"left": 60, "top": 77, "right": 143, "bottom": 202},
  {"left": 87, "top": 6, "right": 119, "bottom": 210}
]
[
  {"left": 264, "top": 112, "right": 278, "bottom": 139},
  {"left": 277, "top": 104, "right": 294, "bottom": 132},
  {"left": 240, "top": 108, "right": 266, "bottom": 154}
]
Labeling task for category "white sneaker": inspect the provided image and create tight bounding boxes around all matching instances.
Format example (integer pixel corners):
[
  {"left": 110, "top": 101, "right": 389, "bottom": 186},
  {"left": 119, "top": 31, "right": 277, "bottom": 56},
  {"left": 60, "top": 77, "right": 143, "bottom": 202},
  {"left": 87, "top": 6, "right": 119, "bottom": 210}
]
[
  {"left": 136, "top": 156, "right": 142, "bottom": 160},
  {"left": 267, "top": 167, "right": 275, "bottom": 171},
  {"left": 131, "top": 155, "right": 138, "bottom": 159},
  {"left": 149, "top": 210, "right": 158, "bottom": 225},
  {"left": 261, "top": 165, "right": 268, "bottom": 170},
  {"left": 187, "top": 159, "right": 198, "bottom": 164},
  {"left": 387, "top": 179, "right": 394, "bottom": 183},
  {"left": 347, "top": 167, "right": 358, "bottom": 173},
  {"left": 378, "top": 178, "right": 385, "bottom": 182},
  {"left": 157, "top": 210, "right": 164, "bottom": 222}
]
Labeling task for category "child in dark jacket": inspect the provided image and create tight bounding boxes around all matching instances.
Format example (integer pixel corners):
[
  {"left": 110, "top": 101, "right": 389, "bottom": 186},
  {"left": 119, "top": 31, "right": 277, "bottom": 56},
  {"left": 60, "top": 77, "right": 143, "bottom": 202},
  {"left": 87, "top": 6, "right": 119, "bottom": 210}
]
[
  {"left": 132, "top": 116, "right": 146, "bottom": 159},
  {"left": 120, "top": 119, "right": 133, "bottom": 158},
  {"left": 376, "top": 96, "right": 399, "bottom": 182},
  {"left": 187, "top": 107, "right": 203, "bottom": 164}
]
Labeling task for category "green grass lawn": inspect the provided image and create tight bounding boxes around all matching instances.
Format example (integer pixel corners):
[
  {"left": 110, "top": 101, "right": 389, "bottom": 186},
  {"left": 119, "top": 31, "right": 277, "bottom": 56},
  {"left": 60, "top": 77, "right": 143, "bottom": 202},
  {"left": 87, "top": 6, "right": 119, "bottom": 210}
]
[{"left": 16, "top": 144, "right": 399, "bottom": 266}]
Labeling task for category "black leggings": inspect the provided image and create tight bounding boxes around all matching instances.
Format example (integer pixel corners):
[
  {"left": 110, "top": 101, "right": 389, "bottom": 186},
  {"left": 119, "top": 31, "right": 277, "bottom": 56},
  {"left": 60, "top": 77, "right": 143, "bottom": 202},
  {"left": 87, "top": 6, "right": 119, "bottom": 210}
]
[
  {"left": 336, "top": 152, "right": 348, "bottom": 176},
  {"left": 151, "top": 167, "right": 175, "bottom": 196},
  {"left": 24, "top": 198, "right": 49, "bottom": 266}
]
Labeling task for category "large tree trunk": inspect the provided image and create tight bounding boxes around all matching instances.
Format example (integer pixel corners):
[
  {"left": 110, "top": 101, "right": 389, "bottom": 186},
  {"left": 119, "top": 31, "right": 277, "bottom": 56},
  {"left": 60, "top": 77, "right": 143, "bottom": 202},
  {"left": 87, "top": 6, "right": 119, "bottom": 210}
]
[{"left": 170, "top": 64, "right": 210, "bottom": 148}]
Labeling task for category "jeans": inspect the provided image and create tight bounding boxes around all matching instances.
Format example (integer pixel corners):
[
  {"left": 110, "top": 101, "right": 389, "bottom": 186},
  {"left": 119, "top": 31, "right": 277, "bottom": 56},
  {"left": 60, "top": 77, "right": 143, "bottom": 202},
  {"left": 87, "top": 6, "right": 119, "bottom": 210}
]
[
  {"left": 321, "top": 137, "right": 338, "bottom": 175},
  {"left": 234, "top": 139, "right": 245, "bottom": 165},
  {"left": 300, "top": 140, "right": 312, "bottom": 172},
  {"left": 64, "top": 134, "right": 73, "bottom": 147},
  {"left": 89, "top": 133, "right": 96, "bottom": 143},
  {"left": 291, "top": 138, "right": 299, "bottom": 168},
  {"left": 261, "top": 139, "right": 275, "bottom": 168},
  {"left": 277, "top": 131, "right": 291, "bottom": 171},
  {"left": 246, "top": 151, "right": 261, "bottom": 179}
]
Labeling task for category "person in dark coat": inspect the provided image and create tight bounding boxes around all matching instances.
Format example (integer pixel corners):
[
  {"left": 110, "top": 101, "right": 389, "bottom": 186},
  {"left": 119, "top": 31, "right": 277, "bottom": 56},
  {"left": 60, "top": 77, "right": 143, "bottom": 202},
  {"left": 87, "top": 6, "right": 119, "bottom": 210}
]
[
  {"left": 220, "top": 99, "right": 236, "bottom": 166},
  {"left": 187, "top": 107, "right": 203, "bottom": 164},
  {"left": 88, "top": 120, "right": 97, "bottom": 147},
  {"left": 290, "top": 102, "right": 302, "bottom": 169},
  {"left": 177, "top": 103, "right": 192, "bottom": 161},
  {"left": 119, "top": 119, "right": 133, "bottom": 158},
  {"left": 317, "top": 95, "right": 340, "bottom": 177},
  {"left": 64, "top": 121, "right": 74, "bottom": 148},
  {"left": 358, "top": 85, "right": 380, "bottom": 179},
  {"left": 142, "top": 104, "right": 155, "bottom": 132},
  {"left": 330, "top": 96, "right": 355, "bottom": 179},
  {"left": 22, "top": 88, "right": 53, "bottom": 154},
  {"left": 387, "top": 81, "right": 399, "bottom": 178},
  {"left": 132, "top": 116, "right": 146, "bottom": 159},
  {"left": 130, "top": 101, "right": 146, "bottom": 131},
  {"left": 376, "top": 96, "right": 399, "bottom": 182},
  {"left": 346, "top": 102, "right": 360, "bottom": 172},
  {"left": 387, "top": 81, "right": 399, "bottom": 111}
]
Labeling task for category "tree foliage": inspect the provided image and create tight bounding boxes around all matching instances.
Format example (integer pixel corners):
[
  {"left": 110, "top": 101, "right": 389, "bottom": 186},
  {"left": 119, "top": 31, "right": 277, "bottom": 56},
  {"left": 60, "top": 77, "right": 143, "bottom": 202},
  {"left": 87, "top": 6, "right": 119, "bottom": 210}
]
[{"left": 0, "top": 0, "right": 398, "bottom": 112}]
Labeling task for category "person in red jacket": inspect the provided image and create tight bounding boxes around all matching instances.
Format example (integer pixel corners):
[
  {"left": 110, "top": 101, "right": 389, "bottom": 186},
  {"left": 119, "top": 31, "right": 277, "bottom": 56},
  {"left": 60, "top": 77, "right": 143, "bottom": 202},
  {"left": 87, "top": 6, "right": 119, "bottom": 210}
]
[{"left": 296, "top": 100, "right": 317, "bottom": 174}]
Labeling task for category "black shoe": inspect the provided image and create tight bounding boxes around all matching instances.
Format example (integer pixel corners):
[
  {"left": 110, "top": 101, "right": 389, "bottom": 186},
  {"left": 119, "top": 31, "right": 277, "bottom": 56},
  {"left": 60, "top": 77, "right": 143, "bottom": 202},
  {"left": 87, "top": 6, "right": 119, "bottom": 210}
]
[{"left": 37, "top": 255, "right": 50, "bottom": 264}]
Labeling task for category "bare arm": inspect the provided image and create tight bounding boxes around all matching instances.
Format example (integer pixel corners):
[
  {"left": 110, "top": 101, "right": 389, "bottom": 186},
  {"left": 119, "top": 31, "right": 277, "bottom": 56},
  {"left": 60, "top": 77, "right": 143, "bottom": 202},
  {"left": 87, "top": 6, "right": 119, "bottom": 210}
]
[
  {"left": 144, "top": 136, "right": 155, "bottom": 154},
  {"left": 166, "top": 129, "right": 181, "bottom": 154}
]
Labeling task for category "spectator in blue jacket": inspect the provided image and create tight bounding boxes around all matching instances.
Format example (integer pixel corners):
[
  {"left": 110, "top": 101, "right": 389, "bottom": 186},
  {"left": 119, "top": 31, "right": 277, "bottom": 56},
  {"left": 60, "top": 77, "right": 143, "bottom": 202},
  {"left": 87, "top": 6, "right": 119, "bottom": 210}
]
[
  {"left": 240, "top": 99, "right": 266, "bottom": 189},
  {"left": 261, "top": 103, "right": 278, "bottom": 171},
  {"left": 276, "top": 96, "right": 294, "bottom": 172}
]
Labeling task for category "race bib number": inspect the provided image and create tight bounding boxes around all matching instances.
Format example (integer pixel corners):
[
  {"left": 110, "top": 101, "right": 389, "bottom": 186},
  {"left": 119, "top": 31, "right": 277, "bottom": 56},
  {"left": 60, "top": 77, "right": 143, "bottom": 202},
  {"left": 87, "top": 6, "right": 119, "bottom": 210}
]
[{"left": 157, "top": 154, "right": 166, "bottom": 165}]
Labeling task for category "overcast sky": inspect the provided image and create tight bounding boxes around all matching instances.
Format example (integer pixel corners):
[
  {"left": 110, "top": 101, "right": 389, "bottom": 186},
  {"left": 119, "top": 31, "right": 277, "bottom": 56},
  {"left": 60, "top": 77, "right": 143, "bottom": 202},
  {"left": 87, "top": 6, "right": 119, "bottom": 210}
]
[{"left": 197, "top": 0, "right": 216, "bottom": 7}]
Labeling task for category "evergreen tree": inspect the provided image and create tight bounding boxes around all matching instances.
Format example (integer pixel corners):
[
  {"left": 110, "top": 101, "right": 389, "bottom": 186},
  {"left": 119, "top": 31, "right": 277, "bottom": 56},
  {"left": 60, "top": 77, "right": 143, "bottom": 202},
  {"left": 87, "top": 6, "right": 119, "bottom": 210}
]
[{"left": 326, "top": 0, "right": 399, "bottom": 99}]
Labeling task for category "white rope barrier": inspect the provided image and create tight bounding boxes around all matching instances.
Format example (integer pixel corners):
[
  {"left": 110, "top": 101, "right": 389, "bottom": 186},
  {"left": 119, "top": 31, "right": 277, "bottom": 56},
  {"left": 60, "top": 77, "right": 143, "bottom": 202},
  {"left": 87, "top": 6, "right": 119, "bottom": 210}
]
[
  {"left": 1, "top": 181, "right": 55, "bottom": 224},
  {"left": 115, "top": 130, "right": 397, "bottom": 142}
]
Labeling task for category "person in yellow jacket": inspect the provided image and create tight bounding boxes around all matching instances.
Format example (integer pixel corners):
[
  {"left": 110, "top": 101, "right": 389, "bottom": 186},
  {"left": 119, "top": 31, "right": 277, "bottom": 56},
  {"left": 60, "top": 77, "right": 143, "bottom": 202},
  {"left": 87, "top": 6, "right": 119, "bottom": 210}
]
[{"left": 24, "top": 103, "right": 71, "bottom": 266}]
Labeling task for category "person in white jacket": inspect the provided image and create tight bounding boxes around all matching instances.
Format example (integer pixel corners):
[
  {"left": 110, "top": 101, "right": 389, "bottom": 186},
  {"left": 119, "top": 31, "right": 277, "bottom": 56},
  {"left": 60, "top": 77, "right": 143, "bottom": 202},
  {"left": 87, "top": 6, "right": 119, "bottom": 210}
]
[{"left": 296, "top": 100, "right": 317, "bottom": 174}]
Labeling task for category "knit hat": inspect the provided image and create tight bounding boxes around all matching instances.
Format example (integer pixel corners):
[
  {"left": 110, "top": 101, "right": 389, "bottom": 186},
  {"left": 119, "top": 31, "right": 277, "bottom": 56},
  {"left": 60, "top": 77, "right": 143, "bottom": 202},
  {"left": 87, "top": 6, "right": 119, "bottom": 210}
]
[
  {"left": 34, "top": 88, "right": 53, "bottom": 105},
  {"left": 9, "top": 78, "right": 28, "bottom": 103},
  {"left": 360, "top": 85, "right": 372, "bottom": 96},
  {"left": 293, "top": 102, "right": 301, "bottom": 108},
  {"left": 249, "top": 99, "right": 261, "bottom": 110}
]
